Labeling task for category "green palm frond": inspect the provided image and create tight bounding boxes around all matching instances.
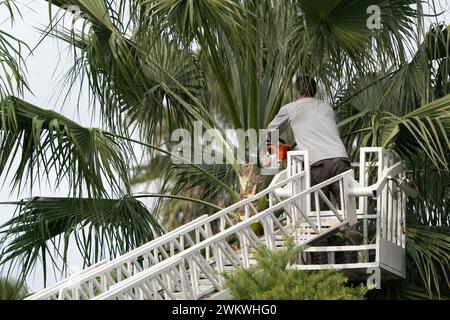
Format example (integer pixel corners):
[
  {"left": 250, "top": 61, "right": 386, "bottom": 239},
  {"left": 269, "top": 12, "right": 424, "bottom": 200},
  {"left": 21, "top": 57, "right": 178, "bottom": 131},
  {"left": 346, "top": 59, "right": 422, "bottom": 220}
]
[
  {"left": 44, "top": 0, "right": 209, "bottom": 146},
  {"left": 407, "top": 154, "right": 450, "bottom": 227},
  {"left": 366, "top": 223, "right": 450, "bottom": 300},
  {"left": 337, "top": 23, "right": 450, "bottom": 113},
  {"left": 0, "top": 196, "right": 163, "bottom": 283},
  {"left": 170, "top": 163, "right": 238, "bottom": 205},
  {"left": 293, "top": 0, "right": 417, "bottom": 79},
  {"left": 414, "top": 24, "right": 450, "bottom": 62},
  {"left": 125, "top": 32, "right": 206, "bottom": 143},
  {"left": 405, "top": 225, "right": 450, "bottom": 298},
  {"left": 182, "top": 0, "right": 301, "bottom": 131},
  {"left": 142, "top": 158, "right": 238, "bottom": 228},
  {"left": 0, "top": 30, "right": 27, "bottom": 97},
  {"left": 297, "top": 0, "right": 375, "bottom": 56},
  {"left": 115, "top": 134, "right": 240, "bottom": 201},
  {"left": 0, "top": 97, "right": 131, "bottom": 197},
  {"left": 0, "top": 1, "right": 29, "bottom": 99},
  {"left": 145, "top": 0, "right": 242, "bottom": 38},
  {"left": 379, "top": 24, "right": 450, "bottom": 114},
  {"left": 129, "top": 140, "right": 239, "bottom": 228},
  {"left": 131, "top": 154, "right": 172, "bottom": 185},
  {"left": 0, "top": 277, "right": 28, "bottom": 300},
  {"left": 339, "top": 93, "right": 450, "bottom": 168},
  {"left": 393, "top": 94, "right": 450, "bottom": 169}
]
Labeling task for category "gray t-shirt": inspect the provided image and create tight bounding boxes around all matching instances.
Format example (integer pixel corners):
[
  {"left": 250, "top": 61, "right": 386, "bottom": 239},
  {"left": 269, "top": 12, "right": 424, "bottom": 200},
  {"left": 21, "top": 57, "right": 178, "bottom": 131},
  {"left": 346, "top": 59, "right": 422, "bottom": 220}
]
[{"left": 268, "top": 97, "right": 348, "bottom": 165}]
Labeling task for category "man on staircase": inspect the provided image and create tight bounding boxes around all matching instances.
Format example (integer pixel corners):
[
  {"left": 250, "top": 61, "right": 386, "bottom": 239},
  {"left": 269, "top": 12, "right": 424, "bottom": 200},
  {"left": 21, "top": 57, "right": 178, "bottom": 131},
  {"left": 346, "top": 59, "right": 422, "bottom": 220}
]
[{"left": 263, "top": 75, "right": 358, "bottom": 264}]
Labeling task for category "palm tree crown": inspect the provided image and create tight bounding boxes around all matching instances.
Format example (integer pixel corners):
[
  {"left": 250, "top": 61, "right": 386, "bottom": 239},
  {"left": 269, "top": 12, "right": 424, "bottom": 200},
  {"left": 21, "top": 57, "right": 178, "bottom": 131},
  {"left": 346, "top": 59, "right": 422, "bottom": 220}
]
[{"left": 0, "top": 0, "right": 449, "bottom": 298}]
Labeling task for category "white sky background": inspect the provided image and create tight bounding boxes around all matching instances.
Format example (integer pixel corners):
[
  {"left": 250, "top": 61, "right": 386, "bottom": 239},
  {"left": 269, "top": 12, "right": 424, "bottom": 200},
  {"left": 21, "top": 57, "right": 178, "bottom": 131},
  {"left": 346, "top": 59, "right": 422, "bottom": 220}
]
[{"left": 0, "top": 1, "right": 449, "bottom": 292}]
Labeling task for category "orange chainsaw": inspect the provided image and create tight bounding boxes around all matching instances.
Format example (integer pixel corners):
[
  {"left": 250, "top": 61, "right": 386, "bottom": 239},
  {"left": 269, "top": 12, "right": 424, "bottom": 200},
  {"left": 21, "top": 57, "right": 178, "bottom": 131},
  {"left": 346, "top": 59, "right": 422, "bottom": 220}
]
[{"left": 264, "top": 138, "right": 294, "bottom": 169}]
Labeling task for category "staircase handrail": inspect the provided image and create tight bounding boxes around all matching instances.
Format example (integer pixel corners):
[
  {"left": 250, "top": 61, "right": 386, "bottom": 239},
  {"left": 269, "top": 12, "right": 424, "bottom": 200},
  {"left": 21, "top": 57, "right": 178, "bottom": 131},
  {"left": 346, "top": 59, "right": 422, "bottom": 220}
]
[
  {"left": 93, "top": 170, "right": 356, "bottom": 300},
  {"left": 24, "top": 260, "right": 108, "bottom": 300},
  {"left": 26, "top": 170, "right": 308, "bottom": 300},
  {"left": 24, "top": 215, "right": 210, "bottom": 300},
  {"left": 348, "top": 162, "right": 405, "bottom": 198}
]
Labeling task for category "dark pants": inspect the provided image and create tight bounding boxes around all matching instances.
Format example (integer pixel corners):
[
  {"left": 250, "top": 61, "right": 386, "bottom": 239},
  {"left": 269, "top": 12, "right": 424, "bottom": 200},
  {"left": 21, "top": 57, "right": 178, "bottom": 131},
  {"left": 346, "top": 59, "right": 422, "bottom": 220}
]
[{"left": 309, "top": 158, "right": 359, "bottom": 264}]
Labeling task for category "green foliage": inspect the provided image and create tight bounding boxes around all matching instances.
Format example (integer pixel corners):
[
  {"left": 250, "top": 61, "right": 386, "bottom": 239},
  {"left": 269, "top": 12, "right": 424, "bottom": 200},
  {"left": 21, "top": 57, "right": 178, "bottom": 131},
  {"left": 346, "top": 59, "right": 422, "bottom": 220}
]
[
  {"left": 0, "top": 196, "right": 163, "bottom": 284},
  {"left": 406, "top": 154, "right": 450, "bottom": 227},
  {"left": 0, "top": 0, "right": 449, "bottom": 300},
  {"left": 338, "top": 23, "right": 450, "bottom": 168},
  {"left": 405, "top": 225, "right": 450, "bottom": 298},
  {"left": 0, "top": 0, "right": 29, "bottom": 100},
  {"left": 0, "top": 97, "right": 132, "bottom": 197},
  {"left": 0, "top": 277, "right": 28, "bottom": 300},
  {"left": 224, "top": 243, "right": 369, "bottom": 300}
]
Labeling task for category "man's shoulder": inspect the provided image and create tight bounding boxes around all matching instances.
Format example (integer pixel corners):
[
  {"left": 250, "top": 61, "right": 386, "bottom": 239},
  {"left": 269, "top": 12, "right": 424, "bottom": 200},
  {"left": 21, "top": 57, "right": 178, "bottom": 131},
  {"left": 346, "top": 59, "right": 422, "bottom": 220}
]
[
  {"left": 315, "top": 98, "right": 333, "bottom": 108},
  {"left": 284, "top": 98, "right": 328, "bottom": 108},
  {"left": 281, "top": 101, "right": 300, "bottom": 110},
  {"left": 304, "top": 98, "right": 334, "bottom": 112},
  {"left": 282, "top": 99, "right": 310, "bottom": 110},
  {"left": 280, "top": 98, "right": 333, "bottom": 113}
]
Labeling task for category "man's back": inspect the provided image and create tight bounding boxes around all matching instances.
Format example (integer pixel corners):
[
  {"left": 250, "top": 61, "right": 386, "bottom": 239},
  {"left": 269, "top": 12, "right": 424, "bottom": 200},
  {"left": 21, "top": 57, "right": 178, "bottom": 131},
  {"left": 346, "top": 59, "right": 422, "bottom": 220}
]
[
  {"left": 266, "top": 76, "right": 357, "bottom": 264},
  {"left": 268, "top": 97, "right": 347, "bottom": 165}
]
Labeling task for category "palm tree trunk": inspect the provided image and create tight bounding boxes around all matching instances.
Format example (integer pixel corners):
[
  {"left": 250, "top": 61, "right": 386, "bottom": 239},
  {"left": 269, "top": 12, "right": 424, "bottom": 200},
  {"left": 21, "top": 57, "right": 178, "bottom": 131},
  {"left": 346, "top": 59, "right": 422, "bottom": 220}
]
[{"left": 237, "top": 164, "right": 270, "bottom": 235}]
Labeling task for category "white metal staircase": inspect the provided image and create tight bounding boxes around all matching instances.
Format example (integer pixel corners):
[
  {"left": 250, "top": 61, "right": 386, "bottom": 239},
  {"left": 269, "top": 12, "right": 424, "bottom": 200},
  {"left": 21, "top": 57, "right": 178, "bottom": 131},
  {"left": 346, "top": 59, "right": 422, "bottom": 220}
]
[{"left": 26, "top": 148, "right": 411, "bottom": 300}]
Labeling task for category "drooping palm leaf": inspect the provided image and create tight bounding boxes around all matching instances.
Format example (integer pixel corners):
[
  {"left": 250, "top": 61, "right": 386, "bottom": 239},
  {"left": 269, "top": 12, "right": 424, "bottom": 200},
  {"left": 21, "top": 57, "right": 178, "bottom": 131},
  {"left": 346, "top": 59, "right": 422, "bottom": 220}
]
[
  {"left": 130, "top": 154, "right": 172, "bottom": 185},
  {"left": 405, "top": 224, "right": 450, "bottom": 298},
  {"left": 0, "top": 277, "right": 28, "bottom": 300},
  {"left": 0, "top": 196, "right": 163, "bottom": 283},
  {"left": 293, "top": 0, "right": 418, "bottom": 100},
  {"left": 44, "top": 0, "right": 211, "bottom": 146},
  {"left": 0, "top": 0, "right": 29, "bottom": 99},
  {"left": 339, "top": 92, "right": 450, "bottom": 169},
  {"left": 155, "top": 162, "right": 237, "bottom": 227},
  {"left": 393, "top": 94, "right": 450, "bottom": 169},
  {"left": 0, "top": 97, "right": 131, "bottom": 197},
  {"left": 337, "top": 22, "right": 450, "bottom": 168},
  {"left": 144, "top": 0, "right": 242, "bottom": 38},
  {"left": 407, "top": 155, "right": 450, "bottom": 227}
]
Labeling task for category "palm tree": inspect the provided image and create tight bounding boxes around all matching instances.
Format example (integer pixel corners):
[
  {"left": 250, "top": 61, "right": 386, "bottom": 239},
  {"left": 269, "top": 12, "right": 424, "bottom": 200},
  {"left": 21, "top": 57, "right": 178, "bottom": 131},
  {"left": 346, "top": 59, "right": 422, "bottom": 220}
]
[{"left": 0, "top": 0, "right": 449, "bottom": 298}]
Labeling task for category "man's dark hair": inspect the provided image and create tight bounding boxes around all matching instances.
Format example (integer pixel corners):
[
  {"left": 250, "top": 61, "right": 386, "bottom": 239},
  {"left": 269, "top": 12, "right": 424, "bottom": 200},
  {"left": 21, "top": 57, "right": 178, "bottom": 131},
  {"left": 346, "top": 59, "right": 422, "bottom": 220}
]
[{"left": 295, "top": 76, "right": 317, "bottom": 97}]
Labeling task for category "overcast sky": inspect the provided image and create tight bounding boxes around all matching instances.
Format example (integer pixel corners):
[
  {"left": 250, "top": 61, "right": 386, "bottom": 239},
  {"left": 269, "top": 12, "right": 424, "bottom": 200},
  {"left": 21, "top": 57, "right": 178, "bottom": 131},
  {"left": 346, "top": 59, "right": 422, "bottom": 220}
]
[{"left": 0, "top": 1, "right": 449, "bottom": 292}]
